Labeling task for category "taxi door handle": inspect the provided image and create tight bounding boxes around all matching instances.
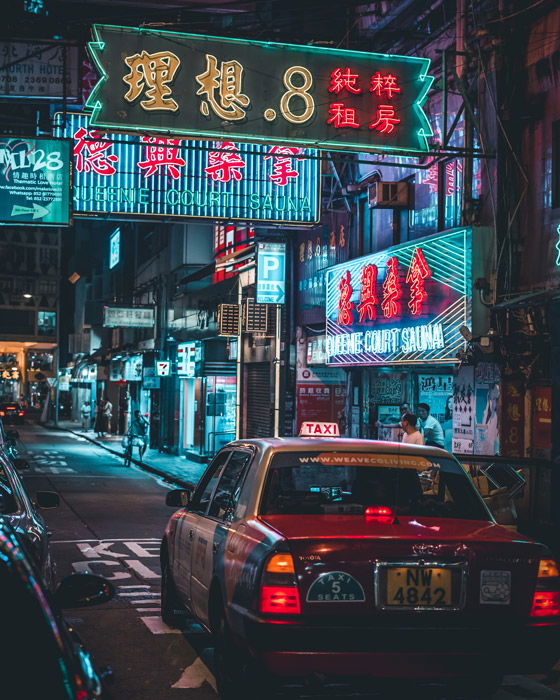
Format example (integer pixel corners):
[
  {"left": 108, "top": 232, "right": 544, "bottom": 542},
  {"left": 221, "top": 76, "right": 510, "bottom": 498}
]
[
  {"left": 213, "top": 542, "right": 219, "bottom": 553},
  {"left": 189, "top": 529, "right": 194, "bottom": 540}
]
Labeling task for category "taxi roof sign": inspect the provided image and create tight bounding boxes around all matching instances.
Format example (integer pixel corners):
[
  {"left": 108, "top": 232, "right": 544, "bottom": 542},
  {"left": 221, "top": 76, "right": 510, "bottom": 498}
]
[{"left": 299, "top": 422, "right": 340, "bottom": 437}]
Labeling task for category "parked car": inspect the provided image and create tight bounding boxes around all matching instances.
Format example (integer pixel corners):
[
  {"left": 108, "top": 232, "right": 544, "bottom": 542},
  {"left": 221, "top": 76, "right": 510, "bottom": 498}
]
[
  {"left": 0, "top": 519, "right": 114, "bottom": 699},
  {"left": 0, "top": 401, "right": 25, "bottom": 424},
  {"left": 0, "top": 437, "right": 59, "bottom": 588},
  {"left": 161, "top": 434, "right": 560, "bottom": 699}
]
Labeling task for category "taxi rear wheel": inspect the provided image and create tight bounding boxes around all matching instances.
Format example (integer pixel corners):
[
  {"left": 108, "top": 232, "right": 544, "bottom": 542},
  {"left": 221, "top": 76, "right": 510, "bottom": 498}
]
[
  {"left": 161, "top": 557, "right": 186, "bottom": 628},
  {"left": 213, "top": 609, "right": 272, "bottom": 700}
]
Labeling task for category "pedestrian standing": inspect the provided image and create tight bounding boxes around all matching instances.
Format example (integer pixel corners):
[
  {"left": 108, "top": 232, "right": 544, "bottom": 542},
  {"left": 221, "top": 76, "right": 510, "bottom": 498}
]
[
  {"left": 80, "top": 399, "right": 91, "bottom": 431},
  {"left": 94, "top": 400, "right": 105, "bottom": 438},
  {"left": 129, "top": 410, "right": 149, "bottom": 460},
  {"left": 401, "top": 413, "right": 425, "bottom": 445},
  {"left": 417, "top": 403, "right": 445, "bottom": 448},
  {"left": 103, "top": 397, "right": 113, "bottom": 436}
]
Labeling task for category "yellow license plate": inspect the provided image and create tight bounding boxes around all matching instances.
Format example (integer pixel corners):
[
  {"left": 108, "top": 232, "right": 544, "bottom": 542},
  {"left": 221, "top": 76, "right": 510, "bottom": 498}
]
[{"left": 386, "top": 567, "right": 452, "bottom": 607}]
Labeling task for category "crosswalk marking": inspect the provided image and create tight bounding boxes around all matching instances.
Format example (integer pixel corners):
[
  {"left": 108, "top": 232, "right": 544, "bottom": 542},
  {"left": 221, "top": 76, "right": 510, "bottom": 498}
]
[{"left": 140, "top": 616, "right": 181, "bottom": 635}]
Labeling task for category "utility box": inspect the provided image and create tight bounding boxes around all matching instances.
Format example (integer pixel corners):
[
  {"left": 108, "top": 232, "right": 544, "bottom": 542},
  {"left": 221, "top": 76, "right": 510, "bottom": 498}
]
[{"left": 368, "top": 181, "right": 410, "bottom": 208}]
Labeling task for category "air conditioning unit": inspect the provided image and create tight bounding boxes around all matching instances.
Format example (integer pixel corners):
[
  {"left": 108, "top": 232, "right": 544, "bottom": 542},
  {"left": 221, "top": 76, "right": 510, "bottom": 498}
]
[{"left": 368, "top": 181, "right": 410, "bottom": 208}]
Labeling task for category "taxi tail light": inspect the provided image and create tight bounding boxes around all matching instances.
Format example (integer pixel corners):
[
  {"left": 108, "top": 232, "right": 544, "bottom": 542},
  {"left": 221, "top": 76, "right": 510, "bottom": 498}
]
[
  {"left": 531, "top": 557, "right": 560, "bottom": 617},
  {"left": 531, "top": 592, "right": 560, "bottom": 617},
  {"left": 18, "top": 411, "right": 24, "bottom": 416},
  {"left": 0, "top": 411, "right": 4, "bottom": 416},
  {"left": 365, "top": 505, "right": 395, "bottom": 525},
  {"left": 259, "top": 552, "right": 300, "bottom": 615},
  {"left": 260, "top": 586, "right": 301, "bottom": 614}
]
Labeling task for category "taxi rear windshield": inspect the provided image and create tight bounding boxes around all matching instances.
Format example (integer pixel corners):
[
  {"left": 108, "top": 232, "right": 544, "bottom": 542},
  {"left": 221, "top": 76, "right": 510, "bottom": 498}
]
[{"left": 260, "top": 451, "right": 489, "bottom": 521}]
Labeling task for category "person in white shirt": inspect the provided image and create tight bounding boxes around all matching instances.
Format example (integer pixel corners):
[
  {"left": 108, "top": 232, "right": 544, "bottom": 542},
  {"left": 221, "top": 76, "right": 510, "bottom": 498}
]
[
  {"left": 401, "top": 413, "right": 425, "bottom": 445},
  {"left": 417, "top": 403, "right": 445, "bottom": 448}
]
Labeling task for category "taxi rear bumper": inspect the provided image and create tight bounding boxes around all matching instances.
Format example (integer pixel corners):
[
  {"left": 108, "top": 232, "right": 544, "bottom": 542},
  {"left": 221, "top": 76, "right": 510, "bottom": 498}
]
[{"left": 236, "top": 611, "right": 560, "bottom": 677}]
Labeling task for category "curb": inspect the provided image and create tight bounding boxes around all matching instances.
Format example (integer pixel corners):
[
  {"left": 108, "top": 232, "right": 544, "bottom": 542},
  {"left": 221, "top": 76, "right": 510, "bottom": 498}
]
[{"left": 42, "top": 423, "right": 192, "bottom": 489}]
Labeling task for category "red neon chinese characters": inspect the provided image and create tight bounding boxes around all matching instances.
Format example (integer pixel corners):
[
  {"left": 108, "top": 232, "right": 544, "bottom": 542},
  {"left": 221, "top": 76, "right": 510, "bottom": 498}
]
[
  {"left": 329, "top": 68, "right": 362, "bottom": 95},
  {"left": 370, "top": 105, "right": 400, "bottom": 134},
  {"left": 370, "top": 72, "right": 401, "bottom": 99},
  {"left": 73, "top": 127, "right": 118, "bottom": 176},
  {"left": 327, "top": 104, "right": 360, "bottom": 128},
  {"left": 406, "top": 248, "right": 432, "bottom": 316},
  {"left": 357, "top": 264, "right": 379, "bottom": 322},
  {"left": 264, "top": 146, "right": 302, "bottom": 186},
  {"left": 205, "top": 142, "right": 246, "bottom": 182},
  {"left": 137, "top": 137, "right": 186, "bottom": 179},
  {"left": 337, "top": 271, "right": 355, "bottom": 325},
  {"left": 381, "top": 257, "right": 402, "bottom": 319}
]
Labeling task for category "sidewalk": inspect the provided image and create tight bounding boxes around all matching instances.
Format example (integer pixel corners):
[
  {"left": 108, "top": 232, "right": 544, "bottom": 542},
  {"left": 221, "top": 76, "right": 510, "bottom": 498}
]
[{"left": 52, "top": 420, "right": 208, "bottom": 488}]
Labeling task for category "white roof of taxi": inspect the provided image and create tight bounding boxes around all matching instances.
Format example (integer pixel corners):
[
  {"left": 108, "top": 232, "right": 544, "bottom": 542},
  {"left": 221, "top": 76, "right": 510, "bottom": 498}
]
[{"left": 225, "top": 437, "right": 451, "bottom": 460}]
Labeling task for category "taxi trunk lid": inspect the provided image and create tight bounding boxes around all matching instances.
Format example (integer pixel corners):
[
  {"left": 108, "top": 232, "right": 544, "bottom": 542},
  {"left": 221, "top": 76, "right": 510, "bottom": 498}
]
[{"left": 259, "top": 515, "right": 542, "bottom": 619}]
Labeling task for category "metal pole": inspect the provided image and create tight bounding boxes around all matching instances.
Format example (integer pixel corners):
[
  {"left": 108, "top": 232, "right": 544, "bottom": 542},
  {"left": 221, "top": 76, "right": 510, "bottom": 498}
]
[
  {"left": 273, "top": 304, "right": 281, "bottom": 437},
  {"left": 235, "top": 276, "right": 243, "bottom": 440}
]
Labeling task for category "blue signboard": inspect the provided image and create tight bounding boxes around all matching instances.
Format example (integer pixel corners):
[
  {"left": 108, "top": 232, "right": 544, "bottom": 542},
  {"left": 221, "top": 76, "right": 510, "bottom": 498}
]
[
  {"left": 109, "top": 227, "right": 120, "bottom": 269},
  {"left": 53, "top": 112, "right": 320, "bottom": 224},
  {"left": 257, "top": 242, "right": 286, "bottom": 304},
  {"left": 325, "top": 228, "right": 472, "bottom": 366}
]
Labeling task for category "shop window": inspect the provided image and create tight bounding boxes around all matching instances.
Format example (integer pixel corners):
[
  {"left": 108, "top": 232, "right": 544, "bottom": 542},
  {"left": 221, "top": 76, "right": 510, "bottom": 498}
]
[{"left": 37, "top": 311, "right": 56, "bottom": 336}]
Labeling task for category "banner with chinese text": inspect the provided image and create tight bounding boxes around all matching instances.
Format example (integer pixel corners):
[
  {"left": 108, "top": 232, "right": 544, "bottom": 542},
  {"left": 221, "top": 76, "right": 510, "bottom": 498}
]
[
  {"left": 325, "top": 228, "right": 472, "bottom": 366},
  {"left": 85, "top": 25, "right": 432, "bottom": 154},
  {"left": 54, "top": 112, "right": 319, "bottom": 223},
  {"left": 0, "top": 136, "right": 71, "bottom": 226}
]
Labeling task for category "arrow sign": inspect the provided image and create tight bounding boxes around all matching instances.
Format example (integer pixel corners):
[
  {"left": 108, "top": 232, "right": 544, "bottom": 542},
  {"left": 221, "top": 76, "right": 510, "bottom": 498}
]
[{"left": 11, "top": 202, "right": 50, "bottom": 219}]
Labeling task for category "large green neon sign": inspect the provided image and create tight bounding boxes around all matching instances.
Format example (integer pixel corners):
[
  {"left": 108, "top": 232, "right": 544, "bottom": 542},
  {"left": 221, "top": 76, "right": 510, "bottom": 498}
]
[{"left": 86, "top": 24, "right": 433, "bottom": 154}]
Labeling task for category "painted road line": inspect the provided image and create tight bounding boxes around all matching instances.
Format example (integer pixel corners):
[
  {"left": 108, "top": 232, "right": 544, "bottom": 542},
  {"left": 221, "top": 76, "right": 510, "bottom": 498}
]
[
  {"left": 140, "top": 616, "right": 181, "bottom": 635},
  {"left": 119, "top": 592, "right": 160, "bottom": 598},
  {"left": 52, "top": 538, "right": 160, "bottom": 544},
  {"left": 172, "top": 657, "right": 217, "bottom": 692}
]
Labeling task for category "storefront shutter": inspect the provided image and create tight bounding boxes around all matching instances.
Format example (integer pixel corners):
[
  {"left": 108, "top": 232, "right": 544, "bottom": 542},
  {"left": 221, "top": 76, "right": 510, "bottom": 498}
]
[{"left": 245, "top": 363, "right": 272, "bottom": 438}]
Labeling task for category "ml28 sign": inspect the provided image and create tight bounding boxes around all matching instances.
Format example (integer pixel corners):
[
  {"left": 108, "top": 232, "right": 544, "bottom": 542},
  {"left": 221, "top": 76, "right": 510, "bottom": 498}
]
[
  {"left": 54, "top": 112, "right": 319, "bottom": 223},
  {"left": 325, "top": 228, "right": 472, "bottom": 366},
  {"left": 85, "top": 25, "right": 433, "bottom": 155}
]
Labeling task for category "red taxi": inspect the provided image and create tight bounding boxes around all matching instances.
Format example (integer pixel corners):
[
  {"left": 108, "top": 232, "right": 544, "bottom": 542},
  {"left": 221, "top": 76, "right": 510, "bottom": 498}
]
[{"left": 161, "top": 429, "right": 560, "bottom": 698}]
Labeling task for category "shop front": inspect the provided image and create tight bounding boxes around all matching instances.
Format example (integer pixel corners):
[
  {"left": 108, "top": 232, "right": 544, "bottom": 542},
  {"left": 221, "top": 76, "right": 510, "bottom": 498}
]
[
  {"left": 178, "top": 340, "right": 237, "bottom": 460},
  {"left": 324, "top": 227, "right": 495, "bottom": 454}
]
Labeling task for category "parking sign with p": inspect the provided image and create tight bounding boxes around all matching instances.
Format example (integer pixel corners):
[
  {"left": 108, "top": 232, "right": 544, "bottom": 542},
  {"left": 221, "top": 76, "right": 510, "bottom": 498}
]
[{"left": 257, "top": 242, "right": 286, "bottom": 304}]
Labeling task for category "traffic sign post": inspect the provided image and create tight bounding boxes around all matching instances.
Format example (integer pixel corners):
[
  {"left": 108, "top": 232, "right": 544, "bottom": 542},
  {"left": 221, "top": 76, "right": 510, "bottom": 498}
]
[
  {"left": 0, "top": 136, "right": 71, "bottom": 226},
  {"left": 257, "top": 242, "right": 286, "bottom": 305}
]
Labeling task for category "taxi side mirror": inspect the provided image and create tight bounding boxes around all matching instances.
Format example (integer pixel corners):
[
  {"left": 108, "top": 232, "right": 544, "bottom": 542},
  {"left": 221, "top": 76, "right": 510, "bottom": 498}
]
[{"left": 166, "top": 489, "right": 190, "bottom": 508}]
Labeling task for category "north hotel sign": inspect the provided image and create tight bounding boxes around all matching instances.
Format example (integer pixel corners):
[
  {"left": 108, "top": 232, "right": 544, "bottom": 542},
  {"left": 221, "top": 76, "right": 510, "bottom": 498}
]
[
  {"left": 325, "top": 228, "right": 473, "bottom": 366},
  {"left": 85, "top": 25, "right": 433, "bottom": 154}
]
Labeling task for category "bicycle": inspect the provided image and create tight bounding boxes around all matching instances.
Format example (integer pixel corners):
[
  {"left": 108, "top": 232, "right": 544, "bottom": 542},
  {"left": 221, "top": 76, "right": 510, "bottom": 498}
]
[
  {"left": 122, "top": 435, "right": 133, "bottom": 467},
  {"left": 122, "top": 434, "right": 146, "bottom": 467}
]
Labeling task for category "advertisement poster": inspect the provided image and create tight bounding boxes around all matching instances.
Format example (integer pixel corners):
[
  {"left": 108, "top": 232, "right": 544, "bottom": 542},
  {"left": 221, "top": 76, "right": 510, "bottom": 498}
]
[
  {"left": 0, "top": 136, "right": 71, "bottom": 226},
  {"left": 296, "top": 367, "right": 346, "bottom": 434},
  {"left": 453, "top": 366, "right": 475, "bottom": 454},
  {"left": 418, "top": 373, "right": 453, "bottom": 451},
  {"left": 474, "top": 363, "right": 501, "bottom": 456},
  {"left": 370, "top": 373, "right": 406, "bottom": 404}
]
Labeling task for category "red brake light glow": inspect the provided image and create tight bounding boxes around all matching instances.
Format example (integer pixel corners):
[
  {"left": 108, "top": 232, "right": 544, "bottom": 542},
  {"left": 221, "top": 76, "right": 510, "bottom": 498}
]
[
  {"left": 260, "top": 586, "right": 301, "bottom": 615},
  {"left": 531, "top": 591, "right": 560, "bottom": 617},
  {"left": 18, "top": 411, "right": 24, "bottom": 416},
  {"left": 365, "top": 505, "right": 395, "bottom": 524}
]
